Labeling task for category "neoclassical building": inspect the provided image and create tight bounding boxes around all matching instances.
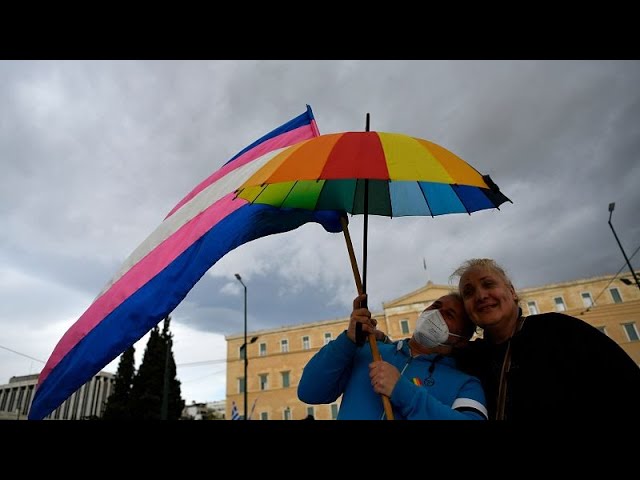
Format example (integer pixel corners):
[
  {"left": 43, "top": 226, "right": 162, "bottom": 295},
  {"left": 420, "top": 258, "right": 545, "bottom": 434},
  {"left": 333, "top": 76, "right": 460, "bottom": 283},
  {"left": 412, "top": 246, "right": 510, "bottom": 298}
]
[
  {"left": 225, "top": 273, "right": 640, "bottom": 420},
  {"left": 0, "top": 371, "right": 115, "bottom": 420}
]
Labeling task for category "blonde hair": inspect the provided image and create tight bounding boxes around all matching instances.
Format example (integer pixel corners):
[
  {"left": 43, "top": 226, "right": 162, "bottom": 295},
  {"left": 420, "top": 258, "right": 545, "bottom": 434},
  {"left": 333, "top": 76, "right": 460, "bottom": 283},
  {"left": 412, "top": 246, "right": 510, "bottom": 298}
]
[{"left": 450, "top": 258, "right": 520, "bottom": 305}]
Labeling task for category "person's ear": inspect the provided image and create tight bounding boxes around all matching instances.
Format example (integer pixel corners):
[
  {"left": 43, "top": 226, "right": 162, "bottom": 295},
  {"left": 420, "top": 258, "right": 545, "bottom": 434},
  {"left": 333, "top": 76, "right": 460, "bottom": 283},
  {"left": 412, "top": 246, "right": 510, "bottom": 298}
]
[{"left": 509, "top": 283, "right": 518, "bottom": 302}]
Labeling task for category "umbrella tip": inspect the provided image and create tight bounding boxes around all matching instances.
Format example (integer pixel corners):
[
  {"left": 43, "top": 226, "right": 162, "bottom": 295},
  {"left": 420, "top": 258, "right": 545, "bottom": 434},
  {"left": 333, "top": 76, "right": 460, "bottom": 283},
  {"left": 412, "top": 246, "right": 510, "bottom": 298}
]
[{"left": 482, "top": 174, "right": 500, "bottom": 193}]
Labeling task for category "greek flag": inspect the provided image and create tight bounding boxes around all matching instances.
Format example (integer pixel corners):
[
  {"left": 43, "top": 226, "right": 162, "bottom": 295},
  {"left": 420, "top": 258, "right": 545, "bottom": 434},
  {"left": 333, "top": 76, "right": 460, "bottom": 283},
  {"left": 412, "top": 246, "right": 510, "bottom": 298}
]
[{"left": 231, "top": 401, "right": 241, "bottom": 420}]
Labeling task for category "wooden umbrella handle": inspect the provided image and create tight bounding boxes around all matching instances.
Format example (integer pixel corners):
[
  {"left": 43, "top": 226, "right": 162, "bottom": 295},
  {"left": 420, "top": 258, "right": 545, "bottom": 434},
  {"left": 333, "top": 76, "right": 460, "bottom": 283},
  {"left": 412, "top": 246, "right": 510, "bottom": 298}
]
[{"left": 340, "top": 215, "right": 394, "bottom": 420}]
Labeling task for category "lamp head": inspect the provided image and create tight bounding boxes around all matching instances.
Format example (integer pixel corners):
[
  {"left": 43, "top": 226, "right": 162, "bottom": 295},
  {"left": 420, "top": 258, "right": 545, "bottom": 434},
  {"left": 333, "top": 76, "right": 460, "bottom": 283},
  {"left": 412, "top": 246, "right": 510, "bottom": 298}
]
[
  {"left": 608, "top": 202, "right": 615, "bottom": 213},
  {"left": 250, "top": 336, "right": 259, "bottom": 344},
  {"left": 235, "top": 273, "right": 242, "bottom": 281}
]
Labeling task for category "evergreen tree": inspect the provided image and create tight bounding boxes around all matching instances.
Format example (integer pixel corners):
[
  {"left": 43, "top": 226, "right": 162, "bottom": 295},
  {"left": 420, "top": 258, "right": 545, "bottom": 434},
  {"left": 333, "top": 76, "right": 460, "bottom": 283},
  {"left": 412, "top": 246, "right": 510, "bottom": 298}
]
[
  {"left": 129, "top": 316, "right": 184, "bottom": 420},
  {"left": 160, "top": 316, "right": 185, "bottom": 420},
  {"left": 129, "top": 325, "right": 164, "bottom": 419},
  {"left": 103, "top": 345, "right": 136, "bottom": 419}
]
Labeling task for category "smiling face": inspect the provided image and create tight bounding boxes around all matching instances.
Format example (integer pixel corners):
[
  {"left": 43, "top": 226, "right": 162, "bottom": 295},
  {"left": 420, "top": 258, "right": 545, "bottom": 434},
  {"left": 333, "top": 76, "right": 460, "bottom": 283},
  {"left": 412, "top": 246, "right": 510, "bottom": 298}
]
[{"left": 458, "top": 265, "right": 519, "bottom": 335}]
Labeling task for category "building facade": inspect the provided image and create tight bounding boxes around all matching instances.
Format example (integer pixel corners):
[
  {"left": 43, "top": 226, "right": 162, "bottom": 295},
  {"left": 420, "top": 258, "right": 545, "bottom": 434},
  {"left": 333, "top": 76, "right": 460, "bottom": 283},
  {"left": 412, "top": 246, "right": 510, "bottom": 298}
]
[
  {"left": 182, "top": 401, "right": 210, "bottom": 420},
  {"left": 226, "top": 273, "right": 640, "bottom": 420},
  {"left": 181, "top": 399, "right": 226, "bottom": 420},
  {"left": 207, "top": 399, "right": 226, "bottom": 418},
  {"left": 0, "top": 371, "right": 115, "bottom": 420}
]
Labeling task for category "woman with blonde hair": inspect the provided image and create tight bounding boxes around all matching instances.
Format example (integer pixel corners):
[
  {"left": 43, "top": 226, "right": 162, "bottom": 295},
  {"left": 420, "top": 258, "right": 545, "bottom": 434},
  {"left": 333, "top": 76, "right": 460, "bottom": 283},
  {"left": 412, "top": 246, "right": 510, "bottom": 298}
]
[{"left": 451, "top": 258, "right": 640, "bottom": 420}]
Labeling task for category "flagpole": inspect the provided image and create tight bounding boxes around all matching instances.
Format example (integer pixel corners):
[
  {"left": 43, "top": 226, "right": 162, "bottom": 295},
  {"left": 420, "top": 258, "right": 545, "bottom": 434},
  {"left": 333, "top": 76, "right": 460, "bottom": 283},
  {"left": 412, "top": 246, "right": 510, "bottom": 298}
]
[
  {"left": 248, "top": 397, "right": 258, "bottom": 420},
  {"left": 423, "top": 258, "right": 428, "bottom": 284}
]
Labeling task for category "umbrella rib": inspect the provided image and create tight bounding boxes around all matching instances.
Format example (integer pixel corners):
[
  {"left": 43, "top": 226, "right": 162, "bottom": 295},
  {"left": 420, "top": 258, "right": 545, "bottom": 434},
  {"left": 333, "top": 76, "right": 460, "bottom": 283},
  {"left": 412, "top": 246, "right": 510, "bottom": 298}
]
[
  {"left": 450, "top": 184, "right": 472, "bottom": 215},
  {"left": 351, "top": 179, "right": 359, "bottom": 215},
  {"left": 250, "top": 185, "right": 270, "bottom": 205},
  {"left": 278, "top": 181, "right": 298, "bottom": 209},
  {"left": 418, "top": 181, "right": 435, "bottom": 218},
  {"left": 388, "top": 180, "right": 393, "bottom": 219},
  {"left": 311, "top": 179, "right": 322, "bottom": 210}
]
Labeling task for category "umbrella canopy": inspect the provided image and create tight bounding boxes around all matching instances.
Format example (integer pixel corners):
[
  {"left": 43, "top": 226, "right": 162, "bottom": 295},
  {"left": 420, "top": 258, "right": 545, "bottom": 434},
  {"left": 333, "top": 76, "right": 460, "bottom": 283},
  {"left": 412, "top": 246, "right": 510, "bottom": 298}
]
[{"left": 235, "top": 131, "right": 511, "bottom": 215}]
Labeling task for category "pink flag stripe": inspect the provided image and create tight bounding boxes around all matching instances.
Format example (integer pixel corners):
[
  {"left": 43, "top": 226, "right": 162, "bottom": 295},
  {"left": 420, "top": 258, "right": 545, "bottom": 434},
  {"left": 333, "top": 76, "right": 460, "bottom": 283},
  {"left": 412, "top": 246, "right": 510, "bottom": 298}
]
[
  {"left": 38, "top": 193, "right": 246, "bottom": 385},
  {"left": 165, "top": 125, "right": 317, "bottom": 219}
]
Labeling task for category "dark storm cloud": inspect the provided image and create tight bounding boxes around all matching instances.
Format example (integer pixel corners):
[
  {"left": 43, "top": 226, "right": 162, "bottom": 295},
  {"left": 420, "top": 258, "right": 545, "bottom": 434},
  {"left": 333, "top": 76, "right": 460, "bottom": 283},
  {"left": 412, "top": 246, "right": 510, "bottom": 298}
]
[
  {"left": 2, "top": 60, "right": 639, "bottom": 403},
  {"left": 172, "top": 274, "right": 348, "bottom": 337}
]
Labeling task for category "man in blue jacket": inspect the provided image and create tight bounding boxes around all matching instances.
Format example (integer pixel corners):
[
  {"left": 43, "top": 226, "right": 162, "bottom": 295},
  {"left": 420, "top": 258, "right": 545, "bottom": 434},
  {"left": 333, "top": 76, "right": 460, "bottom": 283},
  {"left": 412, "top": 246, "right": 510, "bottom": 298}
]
[{"left": 298, "top": 293, "right": 487, "bottom": 420}]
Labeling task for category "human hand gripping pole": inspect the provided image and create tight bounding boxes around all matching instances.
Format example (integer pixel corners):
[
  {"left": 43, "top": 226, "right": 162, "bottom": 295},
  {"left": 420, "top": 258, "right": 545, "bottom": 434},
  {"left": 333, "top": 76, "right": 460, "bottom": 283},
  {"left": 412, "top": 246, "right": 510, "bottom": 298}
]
[{"left": 340, "top": 215, "right": 394, "bottom": 420}]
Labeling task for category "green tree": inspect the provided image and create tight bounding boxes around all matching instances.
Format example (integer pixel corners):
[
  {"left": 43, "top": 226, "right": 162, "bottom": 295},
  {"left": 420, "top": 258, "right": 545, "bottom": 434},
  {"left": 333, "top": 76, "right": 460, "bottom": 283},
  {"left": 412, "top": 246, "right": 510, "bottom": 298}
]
[
  {"left": 103, "top": 345, "right": 136, "bottom": 419},
  {"left": 129, "top": 316, "right": 184, "bottom": 420},
  {"left": 160, "top": 316, "right": 185, "bottom": 420}
]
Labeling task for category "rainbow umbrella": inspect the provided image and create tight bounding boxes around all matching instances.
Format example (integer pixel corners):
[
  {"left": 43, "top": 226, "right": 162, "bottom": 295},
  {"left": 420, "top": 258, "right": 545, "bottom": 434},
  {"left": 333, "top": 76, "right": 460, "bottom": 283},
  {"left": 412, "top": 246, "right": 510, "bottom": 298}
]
[
  {"left": 236, "top": 128, "right": 510, "bottom": 235},
  {"left": 235, "top": 118, "right": 511, "bottom": 419},
  {"left": 235, "top": 121, "right": 511, "bottom": 305}
]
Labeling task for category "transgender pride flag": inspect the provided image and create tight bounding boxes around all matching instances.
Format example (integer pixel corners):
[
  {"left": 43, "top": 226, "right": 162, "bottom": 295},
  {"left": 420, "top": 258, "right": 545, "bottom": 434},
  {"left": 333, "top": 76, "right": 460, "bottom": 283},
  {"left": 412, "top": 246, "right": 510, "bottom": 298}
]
[{"left": 28, "top": 105, "right": 342, "bottom": 420}]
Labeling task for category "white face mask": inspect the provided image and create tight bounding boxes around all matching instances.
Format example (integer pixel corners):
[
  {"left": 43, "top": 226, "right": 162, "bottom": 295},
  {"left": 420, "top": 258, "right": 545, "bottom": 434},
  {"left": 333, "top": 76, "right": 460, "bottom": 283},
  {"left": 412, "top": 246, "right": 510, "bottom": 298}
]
[{"left": 414, "top": 309, "right": 464, "bottom": 348}]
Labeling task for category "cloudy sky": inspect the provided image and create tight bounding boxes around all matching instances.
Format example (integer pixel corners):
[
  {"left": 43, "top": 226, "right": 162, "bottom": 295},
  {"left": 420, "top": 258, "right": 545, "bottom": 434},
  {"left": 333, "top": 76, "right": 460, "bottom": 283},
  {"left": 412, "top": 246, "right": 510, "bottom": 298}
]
[{"left": 1, "top": 60, "right": 639, "bottom": 405}]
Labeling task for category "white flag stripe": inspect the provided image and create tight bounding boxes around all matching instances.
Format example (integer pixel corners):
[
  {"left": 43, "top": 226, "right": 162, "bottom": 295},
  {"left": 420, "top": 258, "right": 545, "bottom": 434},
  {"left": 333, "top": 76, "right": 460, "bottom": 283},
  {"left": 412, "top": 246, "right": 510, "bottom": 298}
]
[{"left": 94, "top": 146, "right": 286, "bottom": 299}]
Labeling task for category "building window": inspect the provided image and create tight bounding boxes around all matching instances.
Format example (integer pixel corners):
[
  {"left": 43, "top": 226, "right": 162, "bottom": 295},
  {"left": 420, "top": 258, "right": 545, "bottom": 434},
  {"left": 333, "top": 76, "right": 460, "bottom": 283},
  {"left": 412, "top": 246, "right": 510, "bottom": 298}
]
[
  {"left": 331, "top": 403, "right": 339, "bottom": 419},
  {"left": 281, "top": 371, "right": 290, "bottom": 388},
  {"left": 63, "top": 394, "right": 71, "bottom": 419},
  {"left": 259, "top": 374, "right": 269, "bottom": 391},
  {"left": 610, "top": 288, "right": 623, "bottom": 304},
  {"left": 259, "top": 342, "right": 267, "bottom": 356},
  {"left": 281, "top": 339, "right": 289, "bottom": 353},
  {"left": 581, "top": 292, "right": 594, "bottom": 308},
  {"left": 302, "top": 336, "right": 310, "bottom": 350},
  {"left": 307, "top": 406, "right": 315, "bottom": 417},
  {"left": 527, "top": 301, "right": 539, "bottom": 315},
  {"left": 8, "top": 388, "right": 16, "bottom": 412},
  {"left": 239, "top": 345, "right": 246, "bottom": 360},
  {"left": 554, "top": 297, "right": 566, "bottom": 312},
  {"left": 596, "top": 326, "right": 607, "bottom": 336},
  {"left": 260, "top": 412, "right": 268, "bottom": 420},
  {"left": 15, "top": 388, "right": 24, "bottom": 416},
  {"left": 81, "top": 382, "right": 91, "bottom": 418},
  {"left": 400, "top": 319, "right": 410, "bottom": 335},
  {"left": 283, "top": 407, "right": 292, "bottom": 420},
  {"left": 324, "top": 332, "right": 332, "bottom": 345},
  {"left": 622, "top": 322, "right": 639, "bottom": 341},
  {"left": 71, "top": 389, "right": 81, "bottom": 420},
  {"left": 23, "top": 386, "right": 32, "bottom": 416},
  {"left": 238, "top": 377, "right": 245, "bottom": 394}
]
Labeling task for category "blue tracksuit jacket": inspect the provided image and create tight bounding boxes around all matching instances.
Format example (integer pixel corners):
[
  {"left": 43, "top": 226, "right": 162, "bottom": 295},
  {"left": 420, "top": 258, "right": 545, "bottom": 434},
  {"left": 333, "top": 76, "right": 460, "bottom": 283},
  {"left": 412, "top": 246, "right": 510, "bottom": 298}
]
[{"left": 298, "top": 331, "right": 487, "bottom": 420}]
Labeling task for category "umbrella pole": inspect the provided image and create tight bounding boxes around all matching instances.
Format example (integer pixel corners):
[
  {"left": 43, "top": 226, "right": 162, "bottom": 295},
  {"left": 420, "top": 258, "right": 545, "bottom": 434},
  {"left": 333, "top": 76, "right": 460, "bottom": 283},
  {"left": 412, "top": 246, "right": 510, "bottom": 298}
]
[
  {"left": 362, "top": 112, "right": 370, "bottom": 297},
  {"left": 340, "top": 215, "right": 394, "bottom": 420},
  {"left": 340, "top": 215, "right": 363, "bottom": 294}
]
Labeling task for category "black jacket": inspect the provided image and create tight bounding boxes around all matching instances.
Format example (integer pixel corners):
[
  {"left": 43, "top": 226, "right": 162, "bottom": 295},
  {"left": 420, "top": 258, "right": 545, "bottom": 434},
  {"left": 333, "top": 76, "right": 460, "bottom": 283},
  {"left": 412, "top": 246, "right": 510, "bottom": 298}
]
[{"left": 456, "top": 312, "right": 640, "bottom": 420}]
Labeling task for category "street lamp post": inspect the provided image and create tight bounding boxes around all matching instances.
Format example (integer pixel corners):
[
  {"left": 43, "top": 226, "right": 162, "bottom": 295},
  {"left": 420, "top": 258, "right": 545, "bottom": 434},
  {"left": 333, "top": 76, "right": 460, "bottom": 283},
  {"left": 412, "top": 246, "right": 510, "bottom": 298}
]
[
  {"left": 608, "top": 203, "right": 640, "bottom": 291},
  {"left": 240, "top": 335, "right": 259, "bottom": 419},
  {"left": 235, "top": 273, "right": 248, "bottom": 420}
]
